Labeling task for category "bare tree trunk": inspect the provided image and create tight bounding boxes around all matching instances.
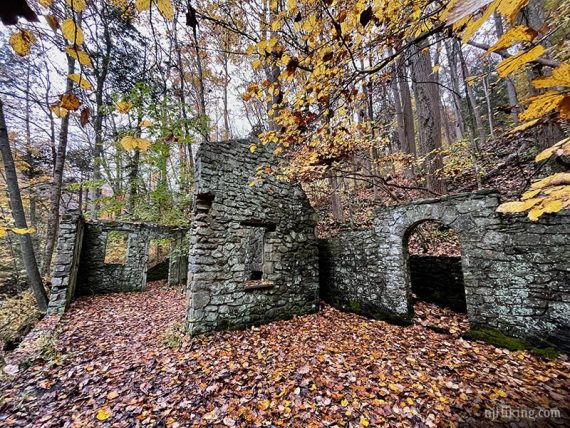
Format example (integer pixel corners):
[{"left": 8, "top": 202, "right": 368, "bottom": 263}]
[
  {"left": 396, "top": 56, "right": 416, "bottom": 178},
  {"left": 92, "top": 13, "right": 112, "bottom": 218},
  {"left": 444, "top": 40, "right": 466, "bottom": 139},
  {"left": 41, "top": 54, "right": 76, "bottom": 276},
  {"left": 410, "top": 41, "right": 446, "bottom": 194},
  {"left": 328, "top": 169, "right": 344, "bottom": 222},
  {"left": 0, "top": 99, "right": 48, "bottom": 312},
  {"left": 456, "top": 41, "right": 486, "bottom": 148},
  {"left": 482, "top": 75, "right": 495, "bottom": 139},
  {"left": 222, "top": 53, "right": 231, "bottom": 140}
]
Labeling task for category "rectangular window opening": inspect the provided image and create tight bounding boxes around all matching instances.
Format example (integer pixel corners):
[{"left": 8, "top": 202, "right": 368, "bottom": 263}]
[
  {"left": 104, "top": 231, "right": 129, "bottom": 265},
  {"left": 244, "top": 226, "right": 265, "bottom": 282}
]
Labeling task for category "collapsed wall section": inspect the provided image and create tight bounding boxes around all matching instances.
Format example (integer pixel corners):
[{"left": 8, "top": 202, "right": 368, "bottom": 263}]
[{"left": 186, "top": 139, "right": 320, "bottom": 335}]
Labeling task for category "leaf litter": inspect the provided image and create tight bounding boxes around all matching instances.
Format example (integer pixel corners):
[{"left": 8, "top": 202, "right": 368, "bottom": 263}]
[{"left": 0, "top": 281, "right": 568, "bottom": 426}]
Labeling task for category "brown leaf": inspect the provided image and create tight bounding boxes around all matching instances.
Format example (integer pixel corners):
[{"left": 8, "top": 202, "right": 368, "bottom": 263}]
[
  {"left": 59, "top": 93, "right": 81, "bottom": 111},
  {"left": 80, "top": 106, "right": 90, "bottom": 126}
]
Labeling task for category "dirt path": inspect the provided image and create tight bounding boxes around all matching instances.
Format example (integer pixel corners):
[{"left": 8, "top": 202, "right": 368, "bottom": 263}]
[{"left": 1, "top": 283, "right": 568, "bottom": 427}]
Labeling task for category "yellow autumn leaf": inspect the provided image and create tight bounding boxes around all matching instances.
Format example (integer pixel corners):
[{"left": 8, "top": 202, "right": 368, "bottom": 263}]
[
  {"left": 119, "top": 136, "right": 151, "bottom": 152},
  {"left": 340, "top": 399, "right": 349, "bottom": 406},
  {"left": 66, "top": 0, "right": 87, "bottom": 12},
  {"left": 530, "top": 173, "right": 570, "bottom": 190},
  {"left": 542, "top": 199, "right": 563, "bottom": 214},
  {"left": 496, "top": 45, "right": 545, "bottom": 78},
  {"left": 61, "top": 18, "right": 84, "bottom": 45},
  {"left": 535, "top": 137, "right": 570, "bottom": 162},
  {"left": 250, "top": 144, "right": 257, "bottom": 153},
  {"left": 135, "top": 0, "right": 151, "bottom": 11},
  {"left": 51, "top": 105, "right": 69, "bottom": 118},
  {"left": 287, "top": 0, "right": 297, "bottom": 12},
  {"left": 531, "top": 64, "right": 570, "bottom": 89},
  {"left": 140, "top": 119, "right": 153, "bottom": 128},
  {"left": 39, "top": 0, "right": 54, "bottom": 6},
  {"left": 156, "top": 0, "right": 174, "bottom": 20},
  {"left": 9, "top": 30, "right": 37, "bottom": 57},
  {"left": 252, "top": 59, "right": 262, "bottom": 70},
  {"left": 461, "top": 3, "right": 497, "bottom": 43},
  {"left": 96, "top": 407, "right": 112, "bottom": 421},
  {"left": 528, "top": 206, "right": 543, "bottom": 221},
  {"left": 116, "top": 101, "right": 133, "bottom": 113},
  {"left": 68, "top": 74, "right": 92, "bottom": 90},
  {"left": 0, "top": 228, "right": 6, "bottom": 238},
  {"left": 360, "top": 416, "right": 370, "bottom": 427},
  {"left": 433, "top": 64, "right": 440, "bottom": 73},
  {"left": 12, "top": 227, "right": 36, "bottom": 234},
  {"left": 65, "top": 46, "right": 93, "bottom": 67},
  {"left": 521, "top": 189, "right": 541, "bottom": 200},
  {"left": 507, "top": 118, "right": 540, "bottom": 135},
  {"left": 519, "top": 90, "right": 565, "bottom": 122},
  {"left": 487, "top": 26, "right": 536, "bottom": 53},
  {"left": 496, "top": 0, "right": 529, "bottom": 25},
  {"left": 496, "top": 198, "right": 541, "bottom": 213},
  {"left": 258, "top": 399, "right": 270, "bottom": 410}
]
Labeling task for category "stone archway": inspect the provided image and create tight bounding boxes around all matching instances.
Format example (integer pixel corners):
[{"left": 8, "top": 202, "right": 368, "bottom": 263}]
[{"left": 372, "top": 191, "right": 501, "bottom": 323}]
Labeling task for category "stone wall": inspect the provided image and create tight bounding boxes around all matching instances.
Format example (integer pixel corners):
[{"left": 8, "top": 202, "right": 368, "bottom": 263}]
[
  {"left": 320, "top": 190, "right": 570, "bottom": 351},
  {"left": 47, "top": 215, "right": 188, "bottom": 312},
  {"left": 76, "top": 222, "right": 188, "bottom": 295},
  {"left": 186, "top": 139, "right": 320, "bottom": 335},
  {"left": 409, "top": 256, "right": 466, "bottom": 312},
  {"left": 47, "top": 210, "right": 84, "bottom": 314}
]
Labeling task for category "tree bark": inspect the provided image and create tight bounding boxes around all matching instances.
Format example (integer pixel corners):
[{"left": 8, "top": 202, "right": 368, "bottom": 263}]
[
  {"left": 444, "top": 40, "right": 466, "bottom": 139},
  {"left": 396, "top": 56, "right": 416, "bottom": 178},
  {"left": 410, "top": 41, "right": 446, "bottom": 194},
  {"left": 41, "top": 54, "right": 76, "bottom": 276},
  {"left": 0, "top": 99, "right": 48, "bottom": 312}
]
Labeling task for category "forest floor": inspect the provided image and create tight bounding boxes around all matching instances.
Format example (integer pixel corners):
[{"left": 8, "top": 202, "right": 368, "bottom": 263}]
[{"left": 0, "top": 282, "right": 568, "bottom": 427}]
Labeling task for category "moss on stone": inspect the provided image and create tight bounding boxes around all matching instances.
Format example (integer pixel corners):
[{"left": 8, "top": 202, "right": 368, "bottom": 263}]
[{"left": 463, "top": 327, "right": 560, "bottom": 360}]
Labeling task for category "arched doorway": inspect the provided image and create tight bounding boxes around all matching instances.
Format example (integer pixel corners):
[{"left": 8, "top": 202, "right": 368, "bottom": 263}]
[{"left": 403, "top": 220, "right": 469, "bottom": 331}]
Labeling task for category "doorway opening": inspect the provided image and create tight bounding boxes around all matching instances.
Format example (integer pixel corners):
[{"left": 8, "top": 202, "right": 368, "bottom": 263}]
[
  {"left": 146, "top": 238, "right": 172, "bottom": 282},
  {"left": 404, "top": 220, "right": 469, "bottom": 333}
]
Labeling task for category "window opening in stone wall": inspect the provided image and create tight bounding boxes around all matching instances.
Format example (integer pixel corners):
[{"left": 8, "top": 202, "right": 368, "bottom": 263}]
[
  {"left": 244, "top": 226, "right": 265, "bottom": 281},
  {"left": 104, "top": 231, "right": 128, "bottom": 265},
  {"left": 146, "top": 238, "right": 172, "bottom": 282},
  {"left": 404, "top": 220, "right": 469, "bottom": 333}
]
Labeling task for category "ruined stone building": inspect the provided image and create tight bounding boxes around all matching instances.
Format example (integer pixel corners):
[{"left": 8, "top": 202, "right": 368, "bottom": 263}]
[{"left": 49, "top": 139, "right": 570, "bottom": 352}]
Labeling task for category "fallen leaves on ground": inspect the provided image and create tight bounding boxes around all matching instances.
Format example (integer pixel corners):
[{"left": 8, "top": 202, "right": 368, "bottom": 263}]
[{"left": 0, "top": 281, "right": 568, "bottom": 426}]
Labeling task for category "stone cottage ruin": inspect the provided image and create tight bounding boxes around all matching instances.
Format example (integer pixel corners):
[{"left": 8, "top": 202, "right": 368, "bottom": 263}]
[
  {"left": 47, "top": 212, "right": 188, "bottom": 313},
  {"left": 49, "top": 139, "right": 570, "bottom": 352}
]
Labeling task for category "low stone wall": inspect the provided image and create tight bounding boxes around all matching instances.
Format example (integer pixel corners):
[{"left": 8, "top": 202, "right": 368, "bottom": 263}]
[
  {"left": 319, "top": 190, "right": 570, "bottom": 352},
  {"left": 186, "top": 139, "right": 320, "bottom": 335},
  {"left": 409, "top": 256, "right": 466, "bottom": 312}
]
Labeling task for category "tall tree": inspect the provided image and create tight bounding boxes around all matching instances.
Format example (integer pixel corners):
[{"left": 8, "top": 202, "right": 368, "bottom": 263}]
[
  {"left": 0, "top": 98, "right": 48, "bottom": 311},
  {"left": 410, "top": 40, "right": 446, "bottom": 194}
]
